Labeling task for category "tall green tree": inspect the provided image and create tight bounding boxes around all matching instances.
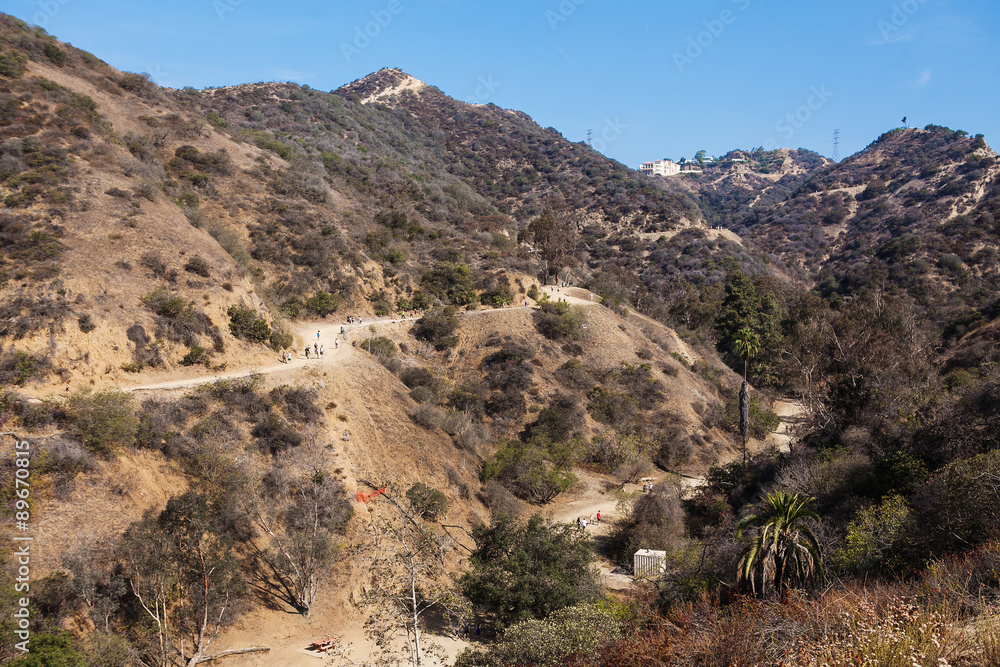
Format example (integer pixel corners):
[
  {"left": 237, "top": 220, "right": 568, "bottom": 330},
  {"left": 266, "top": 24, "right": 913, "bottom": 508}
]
[
  {"left": 461, "top": 513, "right": 600, "bottom": 629},
  {"left": 734, "top": 327, "right": 760, "bottom": 467},
  {"left": 715, "top": 271, "right": 783, "bottom": 385},
  {"left": 736, "top": 491, "right": 824, "bottom": 597}
]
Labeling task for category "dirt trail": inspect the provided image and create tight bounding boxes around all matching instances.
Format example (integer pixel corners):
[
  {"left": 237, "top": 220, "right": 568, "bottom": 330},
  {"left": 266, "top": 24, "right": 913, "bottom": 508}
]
[
  {"left": 765, "top": 398, "right": 805, "bottom": 453},
  {"left": 123, "top": 288, "right": 603, "bottom": 393}
]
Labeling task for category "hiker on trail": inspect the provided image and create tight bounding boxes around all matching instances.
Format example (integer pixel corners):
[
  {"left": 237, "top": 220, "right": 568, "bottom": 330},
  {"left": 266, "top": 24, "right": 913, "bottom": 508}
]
[
  {"left": 320, "top": 345, "right": 324, "bottom": 358},
  {"left": 596, "top": 510, "right": 601, "bottom": 523},
  {"left": 334, "top": 339, "right": 339, "bottom": 349},
  {"left": 317, "top": 330, "right": 321, "bottom": 340},
  {"left": 581, "top": 518, "right": 588, "bottom": 529},
  {"left": 314, "top": 342, "right": 319, "bottom": 355},
  {"left": 476, "top": 624, "right": 481, "bottom": 639},
  {"left": 305, "top": 347, "right": 310, "bottom": 359},
  {"left": 359, "top": 317, "right": 363, "bottom": 325}
]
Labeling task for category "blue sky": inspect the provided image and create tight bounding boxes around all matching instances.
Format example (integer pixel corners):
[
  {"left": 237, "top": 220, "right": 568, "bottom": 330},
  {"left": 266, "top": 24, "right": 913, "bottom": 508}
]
[{"left": 2, "top": 0, "right": 997, "bottom": 167}]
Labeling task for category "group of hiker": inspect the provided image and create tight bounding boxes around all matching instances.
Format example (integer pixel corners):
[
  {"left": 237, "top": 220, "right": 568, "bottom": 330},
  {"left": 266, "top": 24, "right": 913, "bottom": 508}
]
[{"left": 577, "top": 511, "right": 602, "bottom": 529}]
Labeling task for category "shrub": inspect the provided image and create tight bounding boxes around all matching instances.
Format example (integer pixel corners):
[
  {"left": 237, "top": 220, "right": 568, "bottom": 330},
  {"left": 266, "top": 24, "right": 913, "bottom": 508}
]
[
  {"left": 268, "top": 327, "right": 293, "bottom": 351},
  {"left": 421, "top": 261, "right": 479, "bottom": 306},
  {"left": 77, "top": 314, "right": 96, "bottom": 333},
  {"left": 455, "top": 603, "right": 622, "bottom": 667},
  {"left": 180, "top": 345, "right": 209, "bottom": 366},
  {"left": 0, "top": 350, "right": 50, "bottom": 386},
  {"left": 305, "top": 290, "right": 342, "bottom": 317},
  {"left": 586, "top": 386, "right": 638, "bottom": 427},
  {"left": 405, "top": 482, "right": 449, "bottom": 520},
  {"left": 252, "top": 412, "right": 302, "bottom": 454},
  {"left": 270, "top": 385, "right": 322, "bottom": 424},
  {"left": 414, "top": 307, "right": 459, "bottom": 349},
  {"left": 183, "top": 255, "right": 211, "bottom": 277},
  {"left": 480, "top": 440, "right": 576, "bottom": 504},
  {"left": 65, "top": 389, "right": 139, "bottom": 457},
  {"left": 0, "top": 50, "right": 29, "bottom": 78},
  {"left": 361, "top": 335, "right": 397, "bottom": 358},
  {"left": 227, "top": 305, "right": 270, "bottom": 343},
  {"left": 533, "top": 301, "right": 586, "bottom": 340}
]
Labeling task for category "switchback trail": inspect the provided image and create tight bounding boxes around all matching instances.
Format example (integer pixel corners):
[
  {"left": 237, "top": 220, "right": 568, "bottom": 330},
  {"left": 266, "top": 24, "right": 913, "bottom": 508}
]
[{"left": 124, "top": 287, "right": 596, "bottom": 392}]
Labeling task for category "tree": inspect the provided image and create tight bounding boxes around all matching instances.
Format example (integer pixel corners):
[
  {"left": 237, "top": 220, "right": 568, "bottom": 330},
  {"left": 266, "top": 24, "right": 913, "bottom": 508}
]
[
  {"left": 695, "top": 149, "right": 708, "bottom": 167},
  {"left": 119, "top": 492, "right": 248, "bottom": 666},
  {"left": 250, "top": 469, "right": 352, "bottom": 615},
  {"left": 735, "top": 491, "right": 824, "bottom": 597},
  {"left": 461, "top": 513, "right": 600, "bottom": 629},
  {"left": 733, "top": 327, "right": 760, "bottom": 468},
  {"left": 526, "top": 213, "right": 576, "bottom": 280},
  {"left": 715, "top": 271, "right": 783, "bottom": 385},
  {"left": 360, "top": 488, "right": 464, "bottom": 666}
]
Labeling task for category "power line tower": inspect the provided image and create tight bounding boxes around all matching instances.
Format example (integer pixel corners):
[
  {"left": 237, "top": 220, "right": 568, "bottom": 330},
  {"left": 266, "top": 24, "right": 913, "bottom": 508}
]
[
  {"left": 587, "top": 129, "right": 593, "bottom": 147},
  {"left": 833, "top": 129, "right": 841, "bottom": 162}
]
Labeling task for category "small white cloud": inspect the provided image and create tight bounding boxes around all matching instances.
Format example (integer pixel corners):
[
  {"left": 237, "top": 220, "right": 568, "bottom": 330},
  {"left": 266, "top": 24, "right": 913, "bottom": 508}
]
[{"left": 917, "top": 69, "right": 932, "bottom": 86}]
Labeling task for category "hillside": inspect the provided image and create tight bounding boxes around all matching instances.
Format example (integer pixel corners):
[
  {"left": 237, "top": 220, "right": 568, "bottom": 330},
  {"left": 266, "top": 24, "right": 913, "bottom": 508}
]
[{"left": 7, "top": 11, "right": 1000, "bottom": 667}]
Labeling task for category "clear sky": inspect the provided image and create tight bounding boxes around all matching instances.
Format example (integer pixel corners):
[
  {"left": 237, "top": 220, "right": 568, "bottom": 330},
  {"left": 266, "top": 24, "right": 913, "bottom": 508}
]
[{"left": 2, "top": 0, "right": 997, "bottom": 167}]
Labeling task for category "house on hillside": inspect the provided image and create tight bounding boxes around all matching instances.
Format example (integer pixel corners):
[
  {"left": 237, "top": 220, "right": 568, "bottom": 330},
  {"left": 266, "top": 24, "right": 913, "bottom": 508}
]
[
  {"left": 639, "top": 159, "right": 681, "bottom": 176},
  {"left": 639, "top": 158, "right": 704, "bottom": 176}
]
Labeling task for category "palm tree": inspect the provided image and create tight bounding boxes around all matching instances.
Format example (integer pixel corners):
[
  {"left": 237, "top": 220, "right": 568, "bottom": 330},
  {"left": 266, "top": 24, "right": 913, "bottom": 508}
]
[
  {"left": 733, "top": 327, "right": 760, "bottom": 467},
  {"left": 736, "top": 491, "right": 824, "bottom": 597}
]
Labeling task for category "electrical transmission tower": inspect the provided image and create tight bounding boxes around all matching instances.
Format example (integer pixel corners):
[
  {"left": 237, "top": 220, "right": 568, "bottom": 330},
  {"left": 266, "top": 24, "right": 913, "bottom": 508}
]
[
  {"left": 587, "top": 129, "right": 593, "bottom": 147},
  {"left": 833, "top": 129, "right": 841, "bottom": 162}
]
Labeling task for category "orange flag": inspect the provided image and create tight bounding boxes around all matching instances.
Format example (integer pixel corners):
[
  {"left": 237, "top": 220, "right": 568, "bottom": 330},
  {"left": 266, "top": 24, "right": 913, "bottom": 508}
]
[{"left": 356, "top": 487, "right": 387, "bottom": 503}]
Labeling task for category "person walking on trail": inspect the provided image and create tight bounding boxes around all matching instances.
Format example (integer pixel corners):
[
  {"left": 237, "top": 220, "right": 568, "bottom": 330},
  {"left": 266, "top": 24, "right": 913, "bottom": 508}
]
[
  {"left": 305, "top": 347, "right": 310, "bottom": 359},
  {"left": 314, "top": 342, "right": 319, "bottom": 355},
  {"left": 319, "top": 344, "right": 324, "bottom": 358},
  {"left": 596, "top": 510, "right": 601, "bottom": 523},
  {"left": 317, "top": 330, "right": 321, "bottom": 340},
  {"left": 334, "top": 339, "right": 339, "bottom": 350}
]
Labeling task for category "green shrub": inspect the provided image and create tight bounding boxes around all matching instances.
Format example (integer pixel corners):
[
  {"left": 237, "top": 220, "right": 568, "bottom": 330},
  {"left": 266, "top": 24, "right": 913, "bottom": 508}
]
[
  {"left": 405, "top": 482, "right": 449, "bottom": 520},
  {"left": 533, "top": 301, "right": 586, "bottom": 340},
  {"left": 42, "top": 42, "right": 67, "bottom": 66},
  {"left": 269, "top": 327, "right": 293, "bottom": 351},
  {"left": 205, "top": 111, "right": 228, "bottom": 128},
  {"left": 361, "top": 336, "right": 397, "bottom": 358},
  {"left": 421, "top": 261, "right": 478, "bottom": 306},
  {"left": 455, "top": 603, "right": 622, "bottom": 667},
  {"left": 180, "top": 345, "right": 208, "bottom": 366},
  {"left": 481, "top": 440, "right": 576, "bottom": 504},
  {"left": 414, "top": 307, "right": 460, "bottom": 349},
  {"left": 0, "top": 50, "right": 29, "bottom": 78},
  {"left": 227, "top": 305, "right": 270, "bottom": 343},
  {"left": 586, "top": 386, "right": 638, "bottom": 428},
  {"left": 65, "top": 389, "right": 139, "bottom": 457},
  {"left": 8, "top": 631, "right": 86, "bottom": 666},
  {"left": 461, "top": 513, "right": 599, "bottom": 629},
  {"left": 305, "top": 290, "right": 342, "bottom": 317}
]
